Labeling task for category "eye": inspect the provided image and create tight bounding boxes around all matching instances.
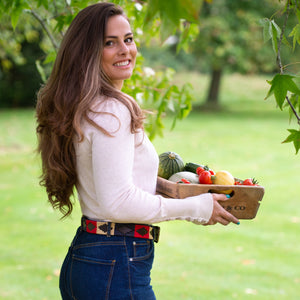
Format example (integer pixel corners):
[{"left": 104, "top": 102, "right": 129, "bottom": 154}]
[
  {"left": 105, "top": 40, "right": 114, "bottom": 47},
  {"left": 125, "top": 37, "right": 134, "bottom": 44}
]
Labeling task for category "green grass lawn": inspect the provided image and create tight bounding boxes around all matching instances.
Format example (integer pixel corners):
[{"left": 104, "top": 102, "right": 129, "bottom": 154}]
[{"left": 1, "top": 73, "right": 300, "bottom": 299}]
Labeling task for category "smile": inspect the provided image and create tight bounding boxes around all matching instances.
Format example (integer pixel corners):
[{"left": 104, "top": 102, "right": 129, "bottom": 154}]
[{"left": 113, "top": 60, "right": 130, "bottom": 67}]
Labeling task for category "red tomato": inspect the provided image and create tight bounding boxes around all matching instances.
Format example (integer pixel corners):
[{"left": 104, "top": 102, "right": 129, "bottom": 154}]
[
  {"left": 242, "top": 178, "right": 254, "bottom": 186},
  {"left": 196, "top": 166, "right": 205, "bottom": 175},
  {"left": 196, "top": 165, "right": 214, "bottom": 176},
  {"left": 180, "top": 178, "right": 191, "bottom": 184},
  {"left": 199, "top": 171, "right": 212, "bottom": 184}
]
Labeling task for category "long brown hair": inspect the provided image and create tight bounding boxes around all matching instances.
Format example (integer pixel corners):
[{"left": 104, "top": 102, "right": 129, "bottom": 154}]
[{"left": 36, "top": 2, "right": 144, "bottom": 218}]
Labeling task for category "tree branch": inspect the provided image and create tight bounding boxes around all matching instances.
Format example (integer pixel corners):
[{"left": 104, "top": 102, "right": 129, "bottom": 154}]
[
  {"left": 276, "top": 0, "right": 300, "bottom": 125},
  {"left": 26, "top": 9, "right": 59, "bottom": 52},
  {"left": 277, "top": 1, "right": 290, "bottom": 74},
  {"left": 286, "top": 96, "right": 300, "bottom": 125}
]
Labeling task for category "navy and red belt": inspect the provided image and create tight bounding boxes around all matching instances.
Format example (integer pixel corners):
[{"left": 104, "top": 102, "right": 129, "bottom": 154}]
[{"left": 81, "top": 216, "right": 160, "bottom": 243}]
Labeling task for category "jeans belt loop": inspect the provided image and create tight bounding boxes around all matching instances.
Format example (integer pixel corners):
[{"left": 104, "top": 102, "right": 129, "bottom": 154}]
[
  {"left": 153, "top": 226, "right": 160, "bottom": 243},
  {"left": 107, "top": 222, "right": 112, "bottom": 237}
]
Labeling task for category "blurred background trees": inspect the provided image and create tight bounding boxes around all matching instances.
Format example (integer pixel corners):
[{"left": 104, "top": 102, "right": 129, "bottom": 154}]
[
  {"left": 0, "top": 13, "right": 44, "bottom": 107},
  {"left": 1, "top": 0, "right": 298, "bottom": 109},
  {"left": 192, "top": 0, "right": 278, "bottom": 108},
  {"left": 0, "top": 0, "right": 277, "bottom": 108},
  {"left": 141, "top": 0, "right": 300, "bottom": 108}
]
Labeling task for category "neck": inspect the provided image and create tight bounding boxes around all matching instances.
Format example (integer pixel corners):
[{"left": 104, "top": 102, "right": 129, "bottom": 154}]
[{"left": 114, "top": 80, "right": 124, "bottom": 90}]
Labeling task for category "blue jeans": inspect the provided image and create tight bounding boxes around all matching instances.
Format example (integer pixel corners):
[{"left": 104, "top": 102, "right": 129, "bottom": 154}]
[{"left": 59, "top": 227, "right": 156, "bottom": 300}]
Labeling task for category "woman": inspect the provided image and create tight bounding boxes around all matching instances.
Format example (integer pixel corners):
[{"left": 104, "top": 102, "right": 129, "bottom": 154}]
[{"left": 36, "top": 3, "right": 239, "bottom": 299}]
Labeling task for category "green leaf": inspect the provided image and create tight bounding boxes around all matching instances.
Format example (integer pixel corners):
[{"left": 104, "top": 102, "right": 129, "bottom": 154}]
[
  {"left": 159, "top": 16, "right": 177, "bottom": 42},
  {"left": 10, "top": 0, "right": 30, "bottom": 29},
  {"left": 176, "top": 22, "right": 199, "bottom": 53},
  {"left": 296, "top": 7, "right": 300, "bottom": 23},
  {"left": 37, "top": 0, "right": 49, "bottom": 9},
  {"left": 265, "top": 74, "right": 300, "bottom": 110},
  {"left": 259, "top": 18, "right": 272, "bottom": 42},
  {"left": 260, "top": 19, "right": 283, "bottom": 55},
  {"left": 43, "top": 50, "right": 57, "bottom": 65},
  {"left": 144, "top": 0, "right": 201, "bottom": 42},
  {"left": 270, "top": 20, "right": 281, "bottom": 53},
  {"left": 282, "top": 129, "right": 300, "bottom": 154},
  {"left": 11, "top": 7, "right": 23, "bottom": 29},
  {"left": 289, "top": 23, "right": 300, "bottom": 50},
  {"left": 180, "top": 0, "right": 202, "bottom": 22},
  {"left": 271, "top": 20, "right": 281, "bottom": 36},
  {"left": 35, "top": 60, "right": 46, "bottom": 82}
]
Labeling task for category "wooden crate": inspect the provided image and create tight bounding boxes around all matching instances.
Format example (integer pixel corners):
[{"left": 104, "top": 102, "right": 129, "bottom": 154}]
[{"left": 156, "top": 176, "right": 265, "bottom": 219}]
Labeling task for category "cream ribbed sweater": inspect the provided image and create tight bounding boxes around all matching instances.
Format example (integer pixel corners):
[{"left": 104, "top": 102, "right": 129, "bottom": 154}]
[{"left": 74, "top": 97, "right": 213, "bottom": 225}]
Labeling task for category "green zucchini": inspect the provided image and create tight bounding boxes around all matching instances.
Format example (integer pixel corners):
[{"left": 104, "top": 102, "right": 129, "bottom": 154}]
[{"left": 184, "top": 162, "right": 204, "bottom": 174}]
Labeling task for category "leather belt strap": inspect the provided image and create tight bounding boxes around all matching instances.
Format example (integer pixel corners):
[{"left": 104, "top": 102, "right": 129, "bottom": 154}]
[{"left": 81, "top": 216, "right": 160, "bottom": 243}]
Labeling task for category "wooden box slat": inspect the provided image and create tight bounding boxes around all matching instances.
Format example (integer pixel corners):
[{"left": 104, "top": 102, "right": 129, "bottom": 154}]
[{"left": 156, "top": 176, "right": 265, "bottom": 219}]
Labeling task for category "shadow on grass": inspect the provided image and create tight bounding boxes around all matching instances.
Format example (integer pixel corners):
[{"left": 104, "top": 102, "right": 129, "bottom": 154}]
[{"left": 192, "top": 102, "right": 284, "bottom": 120}]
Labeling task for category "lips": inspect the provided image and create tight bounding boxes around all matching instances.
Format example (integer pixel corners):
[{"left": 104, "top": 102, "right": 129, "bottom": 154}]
[{"left": 113, "top": 60, "right": 130, "bottom": 67}]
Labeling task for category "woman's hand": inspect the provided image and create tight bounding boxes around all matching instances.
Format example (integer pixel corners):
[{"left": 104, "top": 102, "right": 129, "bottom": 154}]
[{"left": 204, "top": 193, "right": 240, "bottom": 226}]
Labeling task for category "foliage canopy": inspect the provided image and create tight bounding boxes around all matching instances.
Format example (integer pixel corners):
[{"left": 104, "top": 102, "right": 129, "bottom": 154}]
[
  {"left": 262, "top": 0, "right": 300, "bottom": 153},
  {"left": 0, "top": 0, "right": 202, "bottom": 139}
]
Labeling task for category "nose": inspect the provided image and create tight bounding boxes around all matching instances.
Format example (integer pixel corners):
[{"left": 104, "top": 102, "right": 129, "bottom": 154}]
[{"left": 118, "top": 41, "right": 129, "bottom": 55}]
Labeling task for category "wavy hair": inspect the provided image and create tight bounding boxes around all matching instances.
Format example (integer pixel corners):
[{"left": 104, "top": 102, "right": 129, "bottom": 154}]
[{"left": 36, "top": 2, "right": 144, "bottom": 217}]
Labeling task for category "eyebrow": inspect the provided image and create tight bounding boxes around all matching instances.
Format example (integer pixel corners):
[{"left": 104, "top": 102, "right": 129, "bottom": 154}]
[{"left": 105, "top": 32, "right": 133, "bottom": 39}]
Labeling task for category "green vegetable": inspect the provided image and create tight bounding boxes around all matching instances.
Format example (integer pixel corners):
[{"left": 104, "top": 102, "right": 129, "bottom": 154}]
[
  {"left": 184, "top": 162, "right": 204, "bottom": 174},
  {"left": 158, "top": 151, "right": 185, "bottom": 179}
]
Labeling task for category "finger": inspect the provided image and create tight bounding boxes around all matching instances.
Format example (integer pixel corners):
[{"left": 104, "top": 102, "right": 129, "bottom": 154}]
[
  {"left": 216, "top": 217, "right": 230, "bottom": 226},
  {"left": 221, "top": 210, "right": 240, "bottom": 225},
  {"left": 212, "top": 193, "right": 230, "bottom": 202},
  {"left": 212, "top": 194, "right": 240, "bottom": 225}
]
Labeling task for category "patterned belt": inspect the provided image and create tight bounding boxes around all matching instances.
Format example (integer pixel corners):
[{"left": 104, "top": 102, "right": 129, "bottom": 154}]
[{"left": 81, "top": 216, "right": 160, "bottom": 243}]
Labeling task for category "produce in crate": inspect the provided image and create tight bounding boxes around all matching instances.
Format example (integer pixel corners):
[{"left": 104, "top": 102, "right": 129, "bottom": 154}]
[
  {"left": 237, "top": 178, "right": 259, "bottom": 186},
  {"left": 211, "top": 170, "right": 235, "bottom": 194},
  {"left": 156, "top": 176, "right": 264, "bottom": 219},
  {"left": 158, "top": 152, "right": 260, "bottom": 189},
  {"left": 184, "top": 162, "right": 204, "bottom": 173},
  {"left": 168, "top": 171, "right": 199, "bottom": 184},
  {"left": 184, "top": 162, "right": 215, "bottom": 175},
  {"left": 212, "top": 170, "right": 235, "bottom": 185},
  {"left": 157, "top": 151, "right": 184, "bottom": 179},
  {"left": 199, "top": 170, "right": 213, "bottom": 184},
  {"left": 157, "top": 152, "right": 264, "bottom": 219}
]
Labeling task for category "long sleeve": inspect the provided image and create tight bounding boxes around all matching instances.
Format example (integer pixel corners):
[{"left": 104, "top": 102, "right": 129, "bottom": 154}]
[{"left": 75, "top": 98, "right": 213, "bottom": 225}]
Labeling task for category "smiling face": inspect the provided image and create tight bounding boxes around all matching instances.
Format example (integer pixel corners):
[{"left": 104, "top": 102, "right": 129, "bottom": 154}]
[{"left": 101, "top": 15, "right": 137, "bottom": 90}]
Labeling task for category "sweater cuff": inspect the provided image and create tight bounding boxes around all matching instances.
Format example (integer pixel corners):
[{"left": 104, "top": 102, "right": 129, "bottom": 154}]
[{"left": 160, "top": 193, "right": 213, "bottom": 225}]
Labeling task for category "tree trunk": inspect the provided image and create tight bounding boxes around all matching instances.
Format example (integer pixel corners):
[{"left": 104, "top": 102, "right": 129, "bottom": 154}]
[{"left": 205, "top": 68, "right": 222, "bottom": 107}]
